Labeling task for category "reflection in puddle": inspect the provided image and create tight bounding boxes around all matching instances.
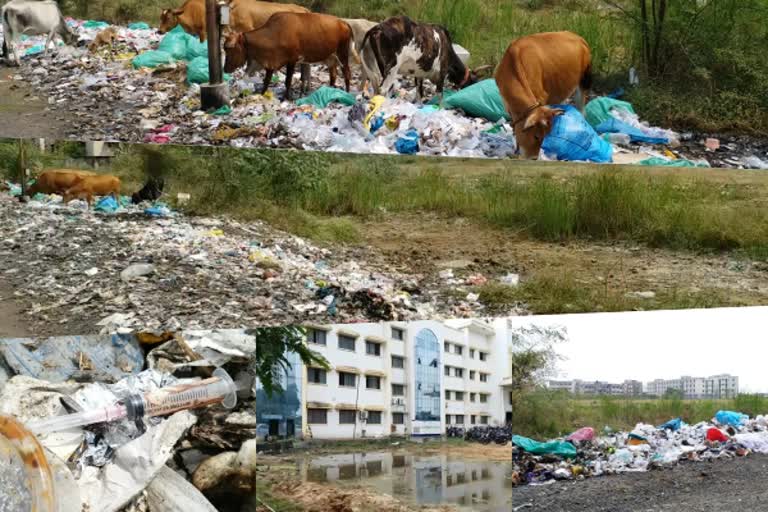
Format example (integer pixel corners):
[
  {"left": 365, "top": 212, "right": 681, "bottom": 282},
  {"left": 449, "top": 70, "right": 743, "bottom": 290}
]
[{"left": 298, "top": 452, "right": 512, "bottom": 512}]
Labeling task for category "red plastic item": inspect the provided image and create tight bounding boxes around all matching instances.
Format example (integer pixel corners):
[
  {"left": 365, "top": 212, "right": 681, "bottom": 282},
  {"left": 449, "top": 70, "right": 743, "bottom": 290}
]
[{"left": 706, "top": 427, "right": 728, "bottom": 442}]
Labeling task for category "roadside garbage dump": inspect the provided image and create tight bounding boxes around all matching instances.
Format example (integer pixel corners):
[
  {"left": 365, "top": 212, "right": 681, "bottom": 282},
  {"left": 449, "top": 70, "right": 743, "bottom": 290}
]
[
  {"left": 2, "top": 19, "right": 766, "bottom": 167},
  {"left": 0, "top": 187, "right": 521, "bottom": 334},
  {"left": 446, "top": 425, "right": 513, "bottom": 445},
  {"left": 0, "top": 331, "right": 257, "bottom": 512},
  {"left": 512, "top": 411, "right": 768, "bottom": 487}
]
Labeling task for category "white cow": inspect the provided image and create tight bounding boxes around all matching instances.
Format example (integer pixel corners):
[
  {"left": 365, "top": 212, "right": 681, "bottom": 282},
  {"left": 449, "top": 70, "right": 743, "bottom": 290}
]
[{"left": 1, "top": 0, "right": 77, "bottom": 65}]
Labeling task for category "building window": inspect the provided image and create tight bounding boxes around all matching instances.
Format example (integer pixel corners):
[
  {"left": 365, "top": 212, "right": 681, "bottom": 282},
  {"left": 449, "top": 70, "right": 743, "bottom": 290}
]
[
  {"left": 479, "top": 352, "right": 488, "bottom": 361},
  {"left": 481, "top": 415, "right": 489, "bottom": 425},
  {"left": 391, "top": 356, "right": 404, "bottom": 369},
  {"left": 308, "top": 368, "right": 326, "bottom": 384},
  {"left": 338, "top": 335, "right": 356, "bottom": 351},
  {"left": 366, "top": 341, "right": 382, "bottom": 356},
  {"left": 444, "top": 342, "right": 450, "bottom": 352},
  {"left": 392, "top": 384, "right": 405, "bottom": 396},
  {"left": 455, "top": 368, "right": 464, "bottom": 378},
  {"left": 471, "top": 415, "right": 476, "bottom": 425},
  {"left": 470, "top": 349, "right": 475, "bottom": 359},
  {"left": 455, "top": 345, "right": 463, "bottom": 356},
  {"left": 308, "top": 329, "right": 327, "bottom": 346},
  {"left": 444, "top": 365, "right": 451, "bottom": 376},
  {"left": 470, "top": 371, "right": 476, "bottom": 380},
  {"left": 470, "top": 393, "right": 476, "bottom": 402},
  {"left": 391, "top": 328, "right": 404, "bottom": 341},
  {"left": 366, "top": 376, "right": 381, "bottom": 389},
  {"left": 480, "top": 373, "right": 489, "bottom": 383},
  {"left": 480, "top": 394, "right": 488, "bottom": 403},
  {"left": 455, "top": 414, "right": 464, "bottom": 424},
  {"left": 393, "top": 413, "right": 404, "bottom": 424},
  {"left": 445, "top": 414, "right": 452, "bottom": 424},
  {"left": 445, "top": 390, "right": 451, "bottom": 400},
  {"left": 308, "top": 409, "right": 327, "bottom": 424},
  {"left": 339, "top": 410, "right": 356, "bottom": 424},
  {"left": 455, "top": 391, "right": 464, "bottom": 401},
  {"left": 414, "top": 329, "right": 441, "bottom": 423},
  {"left": 367, "top": 411, "right": 382, "bottom": 424},
  {"left": 339, "top": 372, "right": 356, "bottom": 387}
]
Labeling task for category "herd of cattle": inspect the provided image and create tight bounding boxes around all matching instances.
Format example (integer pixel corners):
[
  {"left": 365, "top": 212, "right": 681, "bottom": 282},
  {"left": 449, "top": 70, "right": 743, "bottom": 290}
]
[{"left": 1, "top": 0, "right": 595, "bottom": 158}]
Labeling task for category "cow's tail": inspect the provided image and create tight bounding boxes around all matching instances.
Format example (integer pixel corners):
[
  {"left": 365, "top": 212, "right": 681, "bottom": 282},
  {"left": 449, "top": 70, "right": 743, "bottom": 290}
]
[
  {"left": 1, "top": 8, "right": 11, "bottom": 59},
  {"left": 359, "top": 30, "right": 381, "bottom": 89}
]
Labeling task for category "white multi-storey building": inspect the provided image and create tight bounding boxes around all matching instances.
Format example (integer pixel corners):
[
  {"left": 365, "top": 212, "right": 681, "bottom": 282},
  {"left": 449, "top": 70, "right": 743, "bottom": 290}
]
[
  {"left": 646, "top": 374, "right": 739, "bottom": 398},
  {"left": 296, "top": 319, "right": 513, "bottom": 439}
]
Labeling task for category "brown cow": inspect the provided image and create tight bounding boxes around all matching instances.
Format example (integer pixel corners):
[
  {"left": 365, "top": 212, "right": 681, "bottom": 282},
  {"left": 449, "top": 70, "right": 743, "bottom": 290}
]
[
  {"left": 495, "top": 31, "right": 592, "bottom": 159},
  {"left": 223, "top": 12, "right": 352, "bottom": 100},
  {"left": 159, "top": 0, "right": 308, "bottom": 43},
  {"left": 62, "top": 175, "right": 121, "bottom": 207},
  {"left": 26, "top": 169, "right": 97, "bottom": 197}
]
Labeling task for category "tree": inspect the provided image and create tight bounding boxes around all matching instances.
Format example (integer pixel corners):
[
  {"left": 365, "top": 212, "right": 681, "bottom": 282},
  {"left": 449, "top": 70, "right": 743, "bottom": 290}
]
[
  {"left": 249, "top": 326, "right": 329, "bottom": 396},
  {"left": 663, "top": 388, "right": 684, "bottom": 400},
  {"left": 509, "top": 324, "right": 568, "bottom": 410}
]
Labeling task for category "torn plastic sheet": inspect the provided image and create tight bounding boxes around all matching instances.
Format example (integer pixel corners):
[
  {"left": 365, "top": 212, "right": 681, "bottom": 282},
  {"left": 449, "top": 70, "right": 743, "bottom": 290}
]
[
  {"left": 149, "top": 330, "right": 256, "bottom": 369},
  {"left": 0, "top": 335, "right": 144, "bottom": 383},
  {"left": 146, "top": 466, "right": 219, "bottom": 512}
]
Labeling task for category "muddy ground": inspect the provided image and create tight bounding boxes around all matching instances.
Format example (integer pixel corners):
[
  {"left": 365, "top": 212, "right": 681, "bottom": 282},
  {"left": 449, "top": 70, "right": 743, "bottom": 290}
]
[
  {"left": 512, "top": 454, "right": 768, "bottom": 512},
  {"left": 0, "top": 68, "right": 67, "bottom": 140}
]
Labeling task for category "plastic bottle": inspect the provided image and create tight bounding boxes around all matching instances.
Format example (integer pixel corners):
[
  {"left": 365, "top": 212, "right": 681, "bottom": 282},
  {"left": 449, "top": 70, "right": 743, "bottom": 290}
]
[{"left": 603, "top": 133, "right": 631, "bottom": 145}]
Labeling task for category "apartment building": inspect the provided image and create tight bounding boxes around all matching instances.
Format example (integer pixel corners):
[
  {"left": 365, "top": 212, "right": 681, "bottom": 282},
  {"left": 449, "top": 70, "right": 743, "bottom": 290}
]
[
  {"left": 546, "top": 379, "right": 642, "bottom": 397},
  {"left": 296, "top": 319, "right": 512, "bottom": 439},
  {"left": 646, "top": 374, "right": 739, "bottom": 398}
]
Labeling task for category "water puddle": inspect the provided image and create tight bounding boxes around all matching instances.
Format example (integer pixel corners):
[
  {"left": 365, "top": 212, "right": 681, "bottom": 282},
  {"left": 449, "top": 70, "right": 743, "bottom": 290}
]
[{"left": 298, "top": 451, "right": 513, "bottom": 512}]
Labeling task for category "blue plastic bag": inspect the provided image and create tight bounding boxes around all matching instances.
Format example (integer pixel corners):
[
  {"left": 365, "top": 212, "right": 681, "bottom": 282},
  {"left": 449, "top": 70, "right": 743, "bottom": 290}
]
[
  {"left": 395, "top": 130, "right": 420, "bottom": 154},
  {"left": 541, "top": 104, "right": 613, "bottom": 163},
  {"left": 94, "top": 196, "right": 119, "bottom": 213},
  {"left": 128, "top": 22, "right": 151, "bottom": 30},
  {"left": 658, "top": 417, "right": 683, "bottom": 431},
  {"left": 715, "top": 410, "right": 748, "bottom": 427},
  {"left": 595, "top": 117, "right": 668, "bottom": 145}
]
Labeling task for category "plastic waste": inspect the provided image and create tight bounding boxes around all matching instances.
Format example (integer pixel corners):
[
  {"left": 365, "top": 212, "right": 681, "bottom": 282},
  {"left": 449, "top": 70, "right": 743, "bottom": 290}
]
[
  {"left": 83, "top": 20, "right": 110, "bottom": 30},
  {"left": 120, "top": 263, "right": 156, "bottom": 282},
  {"left": 158, "top": 25, "right": 191, "bottom": 60},
  {"left": 732, "top": 433, "right": 768, "bottom": 454},
  {"left": 714, "top": 410, "right": 749, "bottom": 427},
  {"left": 595, "top": 117, "right": 668, "bottom": 145},
  {"left": 187, "top": 56, "right": 232, "bottom": 85},
  {"left": 296, "top": 86, "right": 356, "bottom": 108},
  {"left": 706, "top": 427, "right": 728, "bottom": 442},
  {"left": 638, "top": 157, "right": 710, "bottom": 168},
  {"left": 479, "top": 131, "right": 516, "bottom": 158},
  {"left": 132, "top": 50, "right": 175, "bottom": 69},
  {"left": 442, "top": 79, "right": 510, "bottom": 122},
  {"left": 658, "top": 417, "right": 683, "bottom": 431},
  {"left": 512, "top": 435, "right": 577, "bottom": 459},
  {"left": 602, "top": 132, "right": 631, "bottom": 145},
  {"left": 585, "top": 97, "right": 636, "bottom": 127},
  {"left": 541, "top": 104, "right": 613, "bottom": 163},
  {"left": 395, "top": 130, "right": 420, "bottom": 154},
  {"left": 128, "top": 22, "right": 151, "bottom": 30},
  {"left": 743, "top": 155, "right": 768, "bottom": 170},
  {"left": 566, "top": 427, "right": 595, "bottom": 442},
  {"left": 94, "top": 195, "right": 119, "bottom": 213}
]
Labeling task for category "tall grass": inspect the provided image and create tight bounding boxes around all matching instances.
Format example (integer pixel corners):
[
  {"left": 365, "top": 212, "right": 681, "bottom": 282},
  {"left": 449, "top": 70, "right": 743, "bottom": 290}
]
[{"left": 514, "top": 390, "right": 768, "bottom": 439}]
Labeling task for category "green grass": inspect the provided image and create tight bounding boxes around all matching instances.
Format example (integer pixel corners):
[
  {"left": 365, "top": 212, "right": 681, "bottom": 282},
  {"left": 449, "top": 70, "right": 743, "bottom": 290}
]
[{"left": 514, "top": 390, "right": 768, "bottom": 439}]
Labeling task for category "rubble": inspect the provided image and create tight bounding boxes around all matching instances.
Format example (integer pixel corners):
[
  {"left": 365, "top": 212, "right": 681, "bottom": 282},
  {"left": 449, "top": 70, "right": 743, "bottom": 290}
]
[
  {"left": 513, "top": 413, "right": 768, "bottom": 487},
  {"left": 3, "top": 19, "right": 765, "bottom": 167},
  {"left": 0, "top": 191, "right": 520, "bottom": 334}
]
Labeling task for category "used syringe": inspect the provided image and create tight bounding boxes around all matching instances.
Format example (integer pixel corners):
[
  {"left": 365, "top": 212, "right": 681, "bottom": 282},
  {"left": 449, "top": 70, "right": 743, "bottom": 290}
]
[{"left": 26, "top": 368, "right": 238, "bottom": 436}]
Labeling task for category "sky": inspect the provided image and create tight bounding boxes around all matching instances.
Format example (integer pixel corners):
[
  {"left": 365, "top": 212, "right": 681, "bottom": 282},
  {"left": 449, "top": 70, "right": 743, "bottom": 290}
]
[{"left": 510, "top": 307, "right": 768, "bottom": 393}]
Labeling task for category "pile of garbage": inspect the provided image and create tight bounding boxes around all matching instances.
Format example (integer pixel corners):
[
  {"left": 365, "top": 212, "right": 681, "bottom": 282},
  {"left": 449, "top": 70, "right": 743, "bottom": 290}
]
[
  {"left": 0, "top": 187, "right": 519, "bottom": 334},
  {"left": 512, "top": 410, "right": 768, "bottom": 487},
  {"left": 0, "top": 331, "right": 257, "bottom": 512},
  {"left": 5, "top": 18, "right": 766, "bottom": 167}
]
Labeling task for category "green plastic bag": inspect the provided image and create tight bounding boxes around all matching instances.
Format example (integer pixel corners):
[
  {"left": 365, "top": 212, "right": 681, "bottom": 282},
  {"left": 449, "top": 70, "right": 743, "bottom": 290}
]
[
  {"left": 638, "top": 157, "right": 710, "bottom": 168},
  {"left": 442, "top": 79, "right": 510, "bottom": 122},
  {"left": 427, "top": 90, "right": 457, "bottom": 105},
  {"left": 185, "top": 36, "right": 209, "bottom": 60},
  {"left": 132, "top": 50, "right": 176, "bottom": 69},
  {"left": 296, "top": 86, "right": 357, "bottom": 108},
  {"left": 158, "top": 25, "right": 189, "bottom": 61},
  {"left": 128, "top": 22, "right": 151, "bottom": 30},
  {"left": 83, "top": 20, "right": 109, "bottom": 30},
  {"left": 186, "top": 56, "right": 231, "bottom": 84},
  {"left": 585, "top": 97, "right": 636, "bottom": 127},
  {"left": 513, "top": 435, "right": 577, "bottom": 459}
]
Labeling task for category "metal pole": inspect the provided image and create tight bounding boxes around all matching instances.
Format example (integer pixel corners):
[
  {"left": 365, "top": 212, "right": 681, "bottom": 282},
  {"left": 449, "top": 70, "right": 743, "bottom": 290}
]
[
  {"left": 18, "top": 139, "right": 27, "bottom": 200},
  {"left": 200, "top": 0, "right": 229, "bottom": 111}
]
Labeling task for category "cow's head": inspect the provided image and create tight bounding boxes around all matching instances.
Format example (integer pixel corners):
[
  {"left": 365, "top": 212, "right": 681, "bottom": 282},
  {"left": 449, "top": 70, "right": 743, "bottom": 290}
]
[
  {"left": 453, "top": 65, "right": 493, "bottom": 90},
  {"left": 159, "top": 8, "right": 183, "bottom": 34},
  {"left": 515, "top": 106, "right": 565, "bottom": 159},
  {"left": 223, "top": 31, "right": 246, "bottom": 73}
]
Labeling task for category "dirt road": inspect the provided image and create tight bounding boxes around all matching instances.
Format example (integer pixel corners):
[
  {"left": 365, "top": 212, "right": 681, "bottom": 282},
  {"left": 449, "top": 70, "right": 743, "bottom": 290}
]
[
  {"left": 0, "top": 67, "right": 67, "bottom": 140},
  {"left": 512, "top": 455, "right": 768, "bottom": 511}
]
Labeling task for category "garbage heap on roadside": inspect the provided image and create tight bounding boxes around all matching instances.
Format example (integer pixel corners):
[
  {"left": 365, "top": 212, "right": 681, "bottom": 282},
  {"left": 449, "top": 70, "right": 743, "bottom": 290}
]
[
  {"left": 512, "top": 411, "right": 768, "bottom": 486},
  {"left": 5, "top": 18, "right": 766, "bottom": 168},
  {"left": 0, "top": 331, "right": 257, "bottom": 512}
]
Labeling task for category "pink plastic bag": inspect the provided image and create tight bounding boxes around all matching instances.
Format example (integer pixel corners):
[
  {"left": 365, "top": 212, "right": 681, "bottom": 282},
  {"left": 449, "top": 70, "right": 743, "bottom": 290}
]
[{"left": 566, "top": 427, "right": 595, "bottom": 442}]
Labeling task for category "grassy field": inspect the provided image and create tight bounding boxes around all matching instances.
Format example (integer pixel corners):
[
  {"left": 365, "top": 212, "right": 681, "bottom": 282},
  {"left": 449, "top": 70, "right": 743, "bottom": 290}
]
[{"left": 514, "top": 390, "right": 768, "bottom": 439}]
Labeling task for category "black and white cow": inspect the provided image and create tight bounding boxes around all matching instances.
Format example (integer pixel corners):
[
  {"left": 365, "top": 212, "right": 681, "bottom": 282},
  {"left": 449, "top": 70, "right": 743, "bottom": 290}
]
[
  {"left": 2, "top": 0, "right": 77, "bottom": 66},
  {"left": 359, "top": 16, "right": 490, "bottom": 99}
]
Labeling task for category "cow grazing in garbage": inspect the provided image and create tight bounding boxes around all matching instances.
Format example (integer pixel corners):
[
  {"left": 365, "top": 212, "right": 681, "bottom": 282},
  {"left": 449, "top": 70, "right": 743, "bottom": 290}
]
[
  {"left": 159, "top": 0, "right": 309, "bottom": 43},
  {"left": 63, "top": 174, "right": 121, "bottom": 207},
  {"left": 1, "top": 0, "right": 77, "bottom": 65},
  {"left": 223, "top": 12, "right": 353, "bottom": 101},
  {"left": 495, "top": 31, "right": 593, "bottom": 159},
  {"left": 26, "top": 169, "right": 97, "bottom": 197},
  {"left": 360, "top": 16, "right": 489, "bottom": 100}
]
